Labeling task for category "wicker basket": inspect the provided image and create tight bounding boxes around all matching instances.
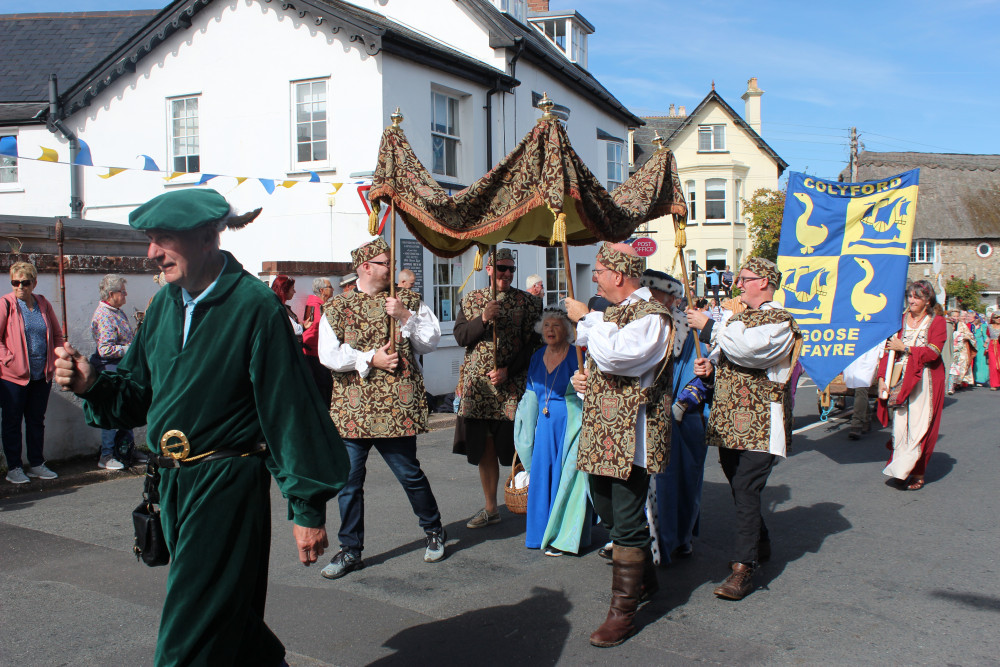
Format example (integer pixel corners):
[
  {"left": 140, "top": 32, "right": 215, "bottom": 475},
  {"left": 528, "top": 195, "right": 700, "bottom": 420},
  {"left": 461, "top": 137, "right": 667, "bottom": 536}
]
[{"left": 504, "top": 449, "right": 528, "bottom": 515}]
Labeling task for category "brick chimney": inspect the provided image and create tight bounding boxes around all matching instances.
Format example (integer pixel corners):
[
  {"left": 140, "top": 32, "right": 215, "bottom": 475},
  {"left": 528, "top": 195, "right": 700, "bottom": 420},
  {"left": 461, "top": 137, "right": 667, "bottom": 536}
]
[
  {"left": 678, "top": 105, "right": 686, "bottom": 116},
  {"left": 528, "top": 0, "right": 549, "bottom": 10},
  {"left": 668, "top": 103, "right": 675, "bottom": 116},
  {"left": 741, "top": 76, "right": 763, "bottom": 134}
]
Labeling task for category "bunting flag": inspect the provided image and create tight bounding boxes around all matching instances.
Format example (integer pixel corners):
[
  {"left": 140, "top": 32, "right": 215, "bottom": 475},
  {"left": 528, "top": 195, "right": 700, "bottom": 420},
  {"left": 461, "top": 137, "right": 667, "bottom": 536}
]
[
  {"left": 308, "top": 171, "right": 320, "bottom": 183},
  {"left": 280, "top": 180, "right": 298, "bottom": 189},
  {"left": 74, "top": 139, "right": 93, "bottom": 166},
  {"left": 139, "top": 155, "right": 160, "bottom": 171},
  {"left": 98, "top": 167, "right": 126, "bottom": 179},
  {"left": 259, "top": 178, "right": 275, "bottom": 194},
  {"left": 775, "top": 170, "right": 920, "bottom": 389},
  {"left": 196, "top": 173, "right": 219, "bottom": 185},
  {"left": 0, "top": 135, "right": 16, "bottom": 157},
  {"left": 38, "top": 147, "right": 59, "bottom": 162},
  {"left": 235, "top": 177, "right": 247, "bottom": 186}
]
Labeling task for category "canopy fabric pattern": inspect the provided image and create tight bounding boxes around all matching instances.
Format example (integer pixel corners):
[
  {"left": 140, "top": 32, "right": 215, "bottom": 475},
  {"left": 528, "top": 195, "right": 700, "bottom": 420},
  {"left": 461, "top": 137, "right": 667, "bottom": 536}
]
[{"left": 369, "top": 117, "right": 687, "bottom": 258}]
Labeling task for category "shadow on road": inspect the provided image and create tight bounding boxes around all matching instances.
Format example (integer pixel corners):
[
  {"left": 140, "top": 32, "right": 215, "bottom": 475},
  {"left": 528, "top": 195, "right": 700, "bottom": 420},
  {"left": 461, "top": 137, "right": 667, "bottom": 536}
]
[
  {"left": 925, "top": 452, "right": 957, "bottom": 484},
  {"left": 756, "top": 499, "right": 852, "bottom": 589},
  {"left": 368, "top": 586, "right": 572, "bottom": 666},
  {"left": 930, "top": 590, "right": 1000, "bottom": 613}
]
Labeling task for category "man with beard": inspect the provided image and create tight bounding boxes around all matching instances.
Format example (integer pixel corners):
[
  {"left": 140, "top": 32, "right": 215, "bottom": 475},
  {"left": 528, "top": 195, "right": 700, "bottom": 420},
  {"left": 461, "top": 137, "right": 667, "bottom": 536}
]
[
  {"left": 318, "top": 238, "right": 447, "bottom": 578},
  {"left": 453, "top": 248, "right": 540, "bottom": 529}
]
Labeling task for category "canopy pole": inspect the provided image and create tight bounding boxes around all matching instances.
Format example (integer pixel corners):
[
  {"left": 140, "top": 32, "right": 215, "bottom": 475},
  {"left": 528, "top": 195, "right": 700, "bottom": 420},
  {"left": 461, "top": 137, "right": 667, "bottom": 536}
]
[
  {"left": 490, "top": 244, "right": 498, "bottom": 370},
  {"left": 55, "top": 218, "right": 68, "bottom": 340},
  {"left": 673, "top": 215, "right": 702, "bottom": 360},
  {"left": 389, "top": 200, "right": 397, "bottom": 356},
  {"left": 561, "top": 241, "right": 584, "bottom": 368}
]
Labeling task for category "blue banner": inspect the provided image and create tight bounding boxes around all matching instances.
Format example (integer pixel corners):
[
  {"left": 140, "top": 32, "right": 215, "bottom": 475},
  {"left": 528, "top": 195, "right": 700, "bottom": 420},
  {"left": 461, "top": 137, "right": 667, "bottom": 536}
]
[{"left": 776, "top": 169, "right": 919, "bottom": 389}]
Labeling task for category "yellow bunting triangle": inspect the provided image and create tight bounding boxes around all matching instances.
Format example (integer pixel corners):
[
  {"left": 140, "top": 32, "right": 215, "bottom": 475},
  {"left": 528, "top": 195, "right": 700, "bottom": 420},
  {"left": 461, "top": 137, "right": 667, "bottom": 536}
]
[
  {"left": 164, "top": 172, "right": 185, "bottom": 181},
  {"left": 235, "top": 177, "right": 247, "bottom": 185},
  {"left": 280, "top": 180, "right": 297, "bottom": 189},
  {"left": 38, "top": 147, "right": 59, "bottom": 162},
  {"left": 98, "top": 168, "right": 126, "bottom": 179},
  {"left": 328, "top": 183, "right": 343, "bottom": 194}
]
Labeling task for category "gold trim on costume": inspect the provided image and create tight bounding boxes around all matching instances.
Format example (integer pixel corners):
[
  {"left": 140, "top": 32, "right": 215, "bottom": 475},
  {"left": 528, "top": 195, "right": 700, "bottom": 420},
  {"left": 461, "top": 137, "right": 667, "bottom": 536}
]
[{"left": 160, "top": 430, "right": 191, "bottom": 460}]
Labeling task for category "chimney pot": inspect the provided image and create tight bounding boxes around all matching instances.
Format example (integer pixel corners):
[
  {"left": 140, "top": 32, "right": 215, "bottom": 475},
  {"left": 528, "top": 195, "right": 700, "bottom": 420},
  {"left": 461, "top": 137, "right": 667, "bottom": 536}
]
[
  {"left": 678, "top": 105, "right": 686, "bottom": 116},
  {"left": 741, "top": 77, "right": 763, "bottom": 134},
  {"left": 668, "top": 103, "right": 675, "bottom": 116}
]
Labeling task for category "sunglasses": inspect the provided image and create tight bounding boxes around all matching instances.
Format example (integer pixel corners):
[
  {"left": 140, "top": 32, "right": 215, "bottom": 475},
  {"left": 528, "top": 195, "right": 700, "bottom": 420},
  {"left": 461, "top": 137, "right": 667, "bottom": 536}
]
[
  {"left": 367, "top": 261, "right": 390, "bottom": 267},
  {"left": 493, "top": 265, "right": 516, "bottom": 274},
  {"left": 10, "top": 280, "right": 32, "bottom": 287}
]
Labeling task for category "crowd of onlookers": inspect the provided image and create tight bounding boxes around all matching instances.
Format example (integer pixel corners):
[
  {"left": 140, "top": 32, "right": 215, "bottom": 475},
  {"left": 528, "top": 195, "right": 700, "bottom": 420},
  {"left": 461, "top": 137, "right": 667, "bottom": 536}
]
[{"left": 943, "top": 307, "right": 1000, "bottom": 393}]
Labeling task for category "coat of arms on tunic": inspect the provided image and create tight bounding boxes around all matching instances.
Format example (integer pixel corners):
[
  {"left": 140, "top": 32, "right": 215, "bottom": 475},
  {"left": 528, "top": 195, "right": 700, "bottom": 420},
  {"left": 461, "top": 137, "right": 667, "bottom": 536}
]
[
  {"left": 371, "top": 415, "right": 390, "bottom": 435},
  {"left": 344, "top": 330, "right": 357, "bottom": 346},
  {"left": 601, "top": 395, "right": 620, "bottom": 421},
  {"left": 347, "top": 386, "right": 362, "bottom": 409},
  {"left": 397, "top": 382, "right": 414, "bottom": 405},
  {"left": 733, "top": 411, "right": 753, "bottom": 436}
]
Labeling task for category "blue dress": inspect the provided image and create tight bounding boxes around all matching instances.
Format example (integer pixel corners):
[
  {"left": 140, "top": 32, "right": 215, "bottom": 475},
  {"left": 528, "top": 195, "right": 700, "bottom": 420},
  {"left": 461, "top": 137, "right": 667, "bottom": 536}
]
[{"left": 522, "top": 348, "right": 579, "bottom": 549}]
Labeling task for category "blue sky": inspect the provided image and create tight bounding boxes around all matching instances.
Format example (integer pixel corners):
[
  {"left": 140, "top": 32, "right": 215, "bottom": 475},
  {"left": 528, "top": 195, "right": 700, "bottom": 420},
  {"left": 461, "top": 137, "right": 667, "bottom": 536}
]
[{"left": 7, "top": 0, "right": 999, "bottom": 180}]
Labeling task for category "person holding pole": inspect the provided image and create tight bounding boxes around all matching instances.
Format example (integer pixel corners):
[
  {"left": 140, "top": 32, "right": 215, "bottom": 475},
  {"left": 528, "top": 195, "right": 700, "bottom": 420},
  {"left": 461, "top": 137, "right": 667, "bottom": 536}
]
[
  {"left": 453, "top": 248, "right": 541, "bottom": 529},
  {"left": 317, "top": 237, "right": 447, "bottom": 577},
  {"left": 564, "top": 243, "right": 673, "bottom": 648}
]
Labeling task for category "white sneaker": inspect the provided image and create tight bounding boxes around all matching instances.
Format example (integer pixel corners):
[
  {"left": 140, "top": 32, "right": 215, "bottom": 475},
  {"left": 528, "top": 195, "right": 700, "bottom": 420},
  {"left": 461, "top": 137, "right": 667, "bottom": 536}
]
[
  {"left": 98, "top": 456, "right": 125, "bottom": 470},
  {"left": 24, "top": 463, "right": 58, "bottom": 480},
  {"left": 5, "top": 467, "right": 29, "bottom": 484}
]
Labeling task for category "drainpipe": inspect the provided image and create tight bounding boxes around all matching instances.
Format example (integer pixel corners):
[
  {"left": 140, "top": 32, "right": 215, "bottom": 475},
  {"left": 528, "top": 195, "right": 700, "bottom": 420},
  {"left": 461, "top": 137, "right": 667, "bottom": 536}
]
[
  {"left": 485, "top": 37, "right": 525, "bottom": 170},
  {"left": 46, "top": 74, "right": 83, "bottom": 218}
]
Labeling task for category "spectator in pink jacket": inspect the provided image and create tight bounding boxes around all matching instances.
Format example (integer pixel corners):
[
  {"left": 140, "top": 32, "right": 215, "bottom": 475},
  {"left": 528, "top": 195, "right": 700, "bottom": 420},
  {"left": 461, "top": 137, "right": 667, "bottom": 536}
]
[
  {"left": 1, "top": 261, "right": 65, "bottom": 484},
  {"left": 303, "top": 277, "right": 334, "bottom": 405}
]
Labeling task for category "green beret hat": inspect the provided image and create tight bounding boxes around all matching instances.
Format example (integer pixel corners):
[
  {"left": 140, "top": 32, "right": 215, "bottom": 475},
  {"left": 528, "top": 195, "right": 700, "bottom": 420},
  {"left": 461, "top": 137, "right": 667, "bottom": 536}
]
[{"left": 128, "top": 189, "right": 232, "bottom": 231}]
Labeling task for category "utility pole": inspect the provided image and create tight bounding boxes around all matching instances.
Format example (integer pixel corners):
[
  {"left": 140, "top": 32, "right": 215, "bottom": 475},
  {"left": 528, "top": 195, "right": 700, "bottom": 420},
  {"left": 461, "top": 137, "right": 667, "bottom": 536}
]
[{"left": 849, "top": 127, "right": 858, "bottom": 181}]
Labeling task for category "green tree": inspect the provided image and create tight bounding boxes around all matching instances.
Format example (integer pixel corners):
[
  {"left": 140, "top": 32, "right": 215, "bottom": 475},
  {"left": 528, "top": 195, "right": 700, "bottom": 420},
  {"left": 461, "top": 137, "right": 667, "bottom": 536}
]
[
  {"left": 945, "top": 275, "right": 989, "bottom": 312},
  {"left": 743, "top": 187, "right": 786, "bottom": 262}
]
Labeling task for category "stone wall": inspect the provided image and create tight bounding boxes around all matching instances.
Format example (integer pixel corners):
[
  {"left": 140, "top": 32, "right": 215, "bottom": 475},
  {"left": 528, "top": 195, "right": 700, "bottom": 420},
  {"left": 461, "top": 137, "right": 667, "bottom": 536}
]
[{"left": 906, "top": 239, "right": 1000, "bottom": 308}]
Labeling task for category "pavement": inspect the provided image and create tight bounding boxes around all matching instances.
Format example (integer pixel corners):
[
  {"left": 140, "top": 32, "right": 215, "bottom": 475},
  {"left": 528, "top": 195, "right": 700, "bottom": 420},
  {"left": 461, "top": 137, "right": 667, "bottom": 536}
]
[{"left": 2, "top": 389, "right": 999, "bottom": 665}]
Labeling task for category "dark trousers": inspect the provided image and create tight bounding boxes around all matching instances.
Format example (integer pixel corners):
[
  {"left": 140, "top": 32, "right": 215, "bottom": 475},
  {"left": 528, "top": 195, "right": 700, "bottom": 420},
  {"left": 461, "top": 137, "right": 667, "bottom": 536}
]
[
  {"left": 304, "top": 354, "right": 333, "bottom": 407},
  {"left": 719, "top": 448, "right": 777, "bottom": 565},
  {"left": 0, "top": 378, "right": 51, "bottom": 470},
  {"left": 338, "top": 436, "right": 442, "bottom": 555},
  {"left": 590, "top": 465, "right": 651, "bottom": 549}
]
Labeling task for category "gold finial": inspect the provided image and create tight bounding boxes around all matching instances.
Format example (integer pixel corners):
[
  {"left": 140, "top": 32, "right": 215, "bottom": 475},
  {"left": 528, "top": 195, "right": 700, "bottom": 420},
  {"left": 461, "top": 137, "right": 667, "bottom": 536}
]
[
  {"left": 538, "top": 92, "right": 555, "bottom": 120},
  {"left": 390, "top": 107, "right": 403, "bottom": 127},
  {"left": 652, "top": 131, "right": 664, "bottom": 151}
]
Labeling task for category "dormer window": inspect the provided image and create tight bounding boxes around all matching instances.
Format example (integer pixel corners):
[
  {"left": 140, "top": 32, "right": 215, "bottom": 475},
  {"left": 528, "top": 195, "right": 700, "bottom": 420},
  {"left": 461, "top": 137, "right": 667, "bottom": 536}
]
[
  {"left": 494, "top": 0, "right": 526, "bottom": 23},
  {"left": 528, "top": 11, "right": 593, "bottom": 67}
]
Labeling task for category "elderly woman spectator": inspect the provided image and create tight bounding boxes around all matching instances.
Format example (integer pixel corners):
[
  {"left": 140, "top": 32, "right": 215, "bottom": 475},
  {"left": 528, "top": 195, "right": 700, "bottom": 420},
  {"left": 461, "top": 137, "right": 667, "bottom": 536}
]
[
  {"left": 525, "top": 274, "right": 544, "bottom": 301},
  {"left": 302, "top": 276, "right": 334, "bottom": 404},
  {"left": 971, "top": 311, "right": 990, "bottom": 386},
  {"left": 0, "top": 262, "right": 64, "bottom": 484},
  {"left": 90, "top": 274, "right": 146, "bottom": 469},
  {"left": 514, "top": 308, "right": 591, "bottom": 556},
  {"left": 271, "top": 275, "right": 312, "bottom": 345},
  {"left": 987, "top": 312, "right": 1000, "bottom": 391},
  {"left": 948, "top": 310, "right": 976, "bottom": 394},
  {"left": 877, "top": 280, "right": 946, "bottom": 491}
]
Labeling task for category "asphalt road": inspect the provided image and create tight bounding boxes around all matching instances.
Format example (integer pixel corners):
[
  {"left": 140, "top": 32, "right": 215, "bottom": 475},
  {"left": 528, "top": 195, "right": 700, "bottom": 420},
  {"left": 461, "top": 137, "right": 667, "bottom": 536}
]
[{"left": 2, "top": 385, "right": 999, "bottom": 666}]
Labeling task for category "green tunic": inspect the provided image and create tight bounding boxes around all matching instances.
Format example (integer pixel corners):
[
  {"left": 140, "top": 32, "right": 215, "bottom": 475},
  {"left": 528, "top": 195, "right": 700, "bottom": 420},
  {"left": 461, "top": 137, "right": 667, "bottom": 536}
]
[{"left": 81, "top": 251, "right": 349, "bottom": 667}]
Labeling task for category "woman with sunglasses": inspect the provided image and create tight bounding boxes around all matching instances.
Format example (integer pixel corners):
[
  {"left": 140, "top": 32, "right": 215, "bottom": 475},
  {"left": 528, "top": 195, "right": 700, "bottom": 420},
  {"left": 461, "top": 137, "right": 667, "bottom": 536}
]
[{"left": 0, "top": 261, "right": 64, "bottom": 484}]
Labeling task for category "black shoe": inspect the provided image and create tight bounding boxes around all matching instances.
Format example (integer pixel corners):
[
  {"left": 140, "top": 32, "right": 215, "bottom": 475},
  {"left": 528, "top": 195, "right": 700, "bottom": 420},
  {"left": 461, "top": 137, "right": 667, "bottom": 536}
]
[
  {"left": 672, "top": 543, "right": 694, "bottom": 559},
  {"left": 321, "top": 549, "right": 364, "bottom": 579}
]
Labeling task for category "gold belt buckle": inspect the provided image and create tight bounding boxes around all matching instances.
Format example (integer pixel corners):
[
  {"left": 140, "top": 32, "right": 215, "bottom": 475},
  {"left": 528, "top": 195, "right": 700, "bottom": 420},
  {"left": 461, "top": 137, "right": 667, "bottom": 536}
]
[{"left": 160, "top": 429, "right": 191, "bottom": 461}]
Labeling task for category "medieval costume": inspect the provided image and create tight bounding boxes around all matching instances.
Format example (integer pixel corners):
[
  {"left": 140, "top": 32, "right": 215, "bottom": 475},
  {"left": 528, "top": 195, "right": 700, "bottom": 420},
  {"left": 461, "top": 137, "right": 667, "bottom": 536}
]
[
  {"left": 452, "top": 249, "right": 541, "bottom": 467},
  {"left": 988, "top": 321, "right": 1000, "bottom": 390},
  {"left": 641, "top": 270, "right": 709, "bottom": 565},
  {"left": 318, "top": 238, "right": 446, "bottom": 575},
  {"left": 877, "top": 313, "right": 947, "bottom": 482},
  {"left": 949, "top": 321, "right": 976, "bottom": 392},
  {"left": 78, "top": 189, "right": 349, "bottom": 667},
  {"left": 575, "top": 243, "right": 672, "bottom": 647},
  {"left": 704, "top": 258, "right": 800, "bottom": 600},
  {"left": 972, "top": 315, "right": 990, "bottom": 385}
]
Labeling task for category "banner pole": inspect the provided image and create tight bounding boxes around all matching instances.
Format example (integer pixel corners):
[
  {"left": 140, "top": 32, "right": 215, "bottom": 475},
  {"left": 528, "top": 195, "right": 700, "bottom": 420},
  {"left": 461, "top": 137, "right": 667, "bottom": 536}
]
[{"left": 561, "top": 241, "right": 584, "bottom": 368}]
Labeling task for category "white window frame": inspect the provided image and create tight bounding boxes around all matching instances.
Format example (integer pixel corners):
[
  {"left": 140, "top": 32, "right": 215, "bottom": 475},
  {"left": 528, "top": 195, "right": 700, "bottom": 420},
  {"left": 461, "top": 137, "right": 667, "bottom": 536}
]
[
  {"left": 977, "top": 242, "right": 993, "bottom": 259},
  {"left": 911, "top": 239, "right": 938, "bottom": 264},
  {"left": 496, "top": 0, "right": 526, "bottom": 23},
  {"left": 705, "top": 178, "right": 727, "bottom": 222},
  {"left": 544, "top": 246, "right": 568, "bottom": 308},
  {"left": 571, "top": 23, "right": 587, "bottom": 67},
  {"left": 734, "top": 178, "right": 743, "bottom": 224},
  {"left": 698, "top": 124, "right": 726, "bottom": 152},
  {"left": 291, "top": 78, "right": 330, "bottom": 171},
  {"left": 168, "top": 95, "right": 200, "bottom": 174},
  {"left": 432, "top": 254, "right": 465, "bottom": 333},
  {"left": 606, "top": 141, "right": 624, "bottom": 191},
  {"left": 0, "top": 128, "right": 18, "bottom": 187},
  {"left": 431, "top": 89, "right": 461, "bottom": 180},
  {"left": 685, "top": 179, "right": 697, "bottom": 223}
]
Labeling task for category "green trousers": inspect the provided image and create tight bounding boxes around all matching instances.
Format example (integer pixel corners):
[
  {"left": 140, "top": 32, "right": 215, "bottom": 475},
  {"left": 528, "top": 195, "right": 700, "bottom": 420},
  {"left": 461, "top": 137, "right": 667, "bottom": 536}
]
[
  {"left": 590, "top": 465, "right": 651, "bottom": 549},
  {"left": 155, "top": 456, "right": 284, "bottom": 667}
]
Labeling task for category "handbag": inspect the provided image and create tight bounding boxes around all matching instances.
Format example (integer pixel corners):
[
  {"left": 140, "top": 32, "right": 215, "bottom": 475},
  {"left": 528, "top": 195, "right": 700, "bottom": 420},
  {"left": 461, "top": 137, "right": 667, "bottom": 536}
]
[
  {"left": 132, "top": 461, "right": 169, "bottom": 567},
  {"left": 504, "top": 449, "right": 529, "bottom": 515}
]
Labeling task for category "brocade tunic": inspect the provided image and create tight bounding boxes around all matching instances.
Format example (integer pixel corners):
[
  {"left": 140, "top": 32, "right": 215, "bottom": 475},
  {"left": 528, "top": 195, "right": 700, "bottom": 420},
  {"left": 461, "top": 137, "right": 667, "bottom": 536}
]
[
  {"left": 318, "top": 287, "right": 441, "bottom": 439},
  {"left": 80, "top": 251, "right": 349, "bottom": 667},
  {"left": 455, "top": 286, "right": 541, "bottom": 421}
]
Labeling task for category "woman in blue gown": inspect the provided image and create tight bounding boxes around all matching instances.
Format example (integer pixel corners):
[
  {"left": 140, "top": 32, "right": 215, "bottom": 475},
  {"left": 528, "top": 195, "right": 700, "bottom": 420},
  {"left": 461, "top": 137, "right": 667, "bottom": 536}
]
[{"left": 514, "top": 308, "right": 591, "bottom": 556}]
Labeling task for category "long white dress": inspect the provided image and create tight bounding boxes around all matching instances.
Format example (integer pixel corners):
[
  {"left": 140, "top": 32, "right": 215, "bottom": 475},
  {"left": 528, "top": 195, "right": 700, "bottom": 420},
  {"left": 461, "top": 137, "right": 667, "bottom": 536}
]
[{"left": 883, "top": 317, "right": 932, "bottom": 480}]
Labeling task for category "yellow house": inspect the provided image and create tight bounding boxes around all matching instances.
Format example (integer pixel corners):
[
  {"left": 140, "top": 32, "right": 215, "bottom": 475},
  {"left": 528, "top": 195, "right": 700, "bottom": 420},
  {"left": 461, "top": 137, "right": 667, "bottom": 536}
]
[{"left": 630, "top": 78, "right": 787, "bottom": 295}]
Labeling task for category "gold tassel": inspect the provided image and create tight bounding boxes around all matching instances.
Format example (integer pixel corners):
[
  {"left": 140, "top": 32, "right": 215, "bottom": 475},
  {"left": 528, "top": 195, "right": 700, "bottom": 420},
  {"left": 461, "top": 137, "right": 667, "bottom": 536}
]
[
  {"left": 473, "top": 244, "right": 487, "bottom": 271},
  {"left": 368, "top": 201, "right": 380, "bottom": 236},
  {"left": 550, "top": 211, "right": 566, "bottom": 246},
  {"left": 675, "top": 226, "right": 686, "bottom": 248}
]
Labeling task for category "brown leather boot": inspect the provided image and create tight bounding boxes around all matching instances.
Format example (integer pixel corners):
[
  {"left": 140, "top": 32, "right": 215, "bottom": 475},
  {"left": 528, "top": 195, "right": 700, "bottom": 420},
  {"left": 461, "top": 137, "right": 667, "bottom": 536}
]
[
  {"left": 638, "top": 546, "right": 659, "bottom": 604},
  {"left": 713, "top": 561, "right": 755, "bottom": 600},
  {"left": 590, "top": 545, "right": 645, "bottom": 647}
]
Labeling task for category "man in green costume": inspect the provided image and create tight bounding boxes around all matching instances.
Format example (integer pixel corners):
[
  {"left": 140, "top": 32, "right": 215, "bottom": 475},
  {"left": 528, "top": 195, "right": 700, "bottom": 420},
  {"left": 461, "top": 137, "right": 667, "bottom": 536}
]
[{"left": 53, "top": 189, "right": 349, "bottom": 667}]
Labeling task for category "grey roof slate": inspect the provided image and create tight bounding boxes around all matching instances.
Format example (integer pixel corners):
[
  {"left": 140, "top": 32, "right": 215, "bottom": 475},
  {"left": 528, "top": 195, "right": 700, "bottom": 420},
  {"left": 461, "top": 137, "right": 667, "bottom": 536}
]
[
  {"left": 840, "top": 152, "right": 1000, "bottom": 240},
  {"left": 631, "top": 116, "right": 686, "bottom": 173},
  {"left": 0, "top": 11, "right": 158, "bottom": 117}
]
